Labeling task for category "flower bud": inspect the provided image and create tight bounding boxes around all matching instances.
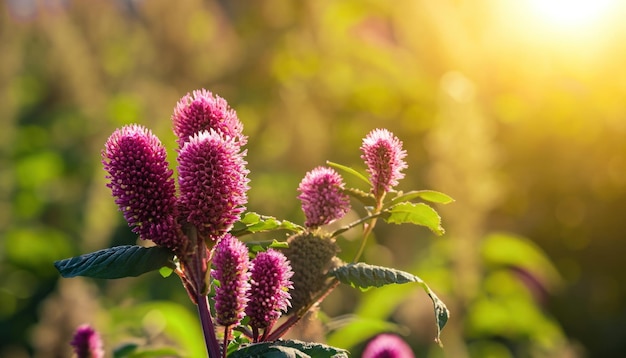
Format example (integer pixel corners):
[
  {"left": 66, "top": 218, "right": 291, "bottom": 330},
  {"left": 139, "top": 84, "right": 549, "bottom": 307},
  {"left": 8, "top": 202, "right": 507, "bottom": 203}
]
[
  {"left": 297, "top": 166, "right": 350, "bottom": 228},
  {"left": 177, "top": 130, "right": 250, "bottom": 239},
  {"left": 360, "top": 129, "right": 407, "bottom": 198},
  {"left": 102, "top": 124, "right": 182, "bottom": 251}
]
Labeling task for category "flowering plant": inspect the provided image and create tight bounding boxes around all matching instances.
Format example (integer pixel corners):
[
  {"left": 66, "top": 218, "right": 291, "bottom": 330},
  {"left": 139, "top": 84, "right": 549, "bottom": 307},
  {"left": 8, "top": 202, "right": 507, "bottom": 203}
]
[{"left": 55, "top": 89, "right": 451, "bottom": 357}]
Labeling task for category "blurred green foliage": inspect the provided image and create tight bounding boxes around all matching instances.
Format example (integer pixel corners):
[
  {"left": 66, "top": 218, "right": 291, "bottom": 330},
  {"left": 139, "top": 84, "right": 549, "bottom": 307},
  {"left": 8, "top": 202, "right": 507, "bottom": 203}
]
[{"left": 2, "top": 0, "right": 626, "bottom": 357}]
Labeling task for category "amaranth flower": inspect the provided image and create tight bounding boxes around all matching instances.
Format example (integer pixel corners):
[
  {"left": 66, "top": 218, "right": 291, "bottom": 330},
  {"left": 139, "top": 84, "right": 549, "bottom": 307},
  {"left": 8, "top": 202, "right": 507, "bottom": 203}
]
[
  {"left": 172, "top": 89, "right": 246, "bottom": 147},
  {"left": 102, "top": 124, "right": 182, "bottom": 251},
  {"left": 362, "top": 333, "right": 415, "bottom": 358},
  {"left": 297, "top": 166, "right": 350, "bottom": 228},
  {"left": 360, "top": 128, "right": 407, "bottom": 198},
  {"left": 246, "top": 249, "right": 294, "bottom": 332},
  {"left": 70, "top": 324, "right": 104, "bottom": 358},
  {"left": 212, "top": 234, "right": 250, "bottom": 327},
  {"left": 177, "top": 130, "right": 250, "bottom": 239}
]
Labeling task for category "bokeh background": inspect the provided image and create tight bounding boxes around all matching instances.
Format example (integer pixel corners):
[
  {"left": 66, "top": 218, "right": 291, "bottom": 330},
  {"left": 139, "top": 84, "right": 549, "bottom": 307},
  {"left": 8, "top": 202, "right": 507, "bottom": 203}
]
[{"left": 2, "top": 0, "right": 626, "bottom": 357}]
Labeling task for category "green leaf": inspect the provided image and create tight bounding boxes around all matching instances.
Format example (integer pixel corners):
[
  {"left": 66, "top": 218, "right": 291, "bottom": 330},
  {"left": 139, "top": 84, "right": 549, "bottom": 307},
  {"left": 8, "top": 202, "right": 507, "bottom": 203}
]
[
  {"left": 343, "top": 187, "right": 376, "bottom": 207},
  {"left": 231, "top": 212, "right": 302, "bottom": 237},
  {"left": 113, "top": 343, "right": 138, "bottom": 358},
  {"left": 329, "top": 263, "right": 449, "bottom": 346},
  {"left": 230, "top": 339, "right": 349, "bottom": 358},
  {"left": 326, "top": 160, "right": 371, "bottom": 186},
  {"left": 246, "top": 239, "right": 289, "bottom": 253},
  {"left": 54, "top": 245, "right": 175, "bottom": 279},
  {"left": 382, "top": 202, "right": 445, "bottom": 235},
  {"left": 159, "top": 266, "right": 174, "bottom": 278},
  {"left": 386, "top": 190, "right": 454, "bottom": 207}
]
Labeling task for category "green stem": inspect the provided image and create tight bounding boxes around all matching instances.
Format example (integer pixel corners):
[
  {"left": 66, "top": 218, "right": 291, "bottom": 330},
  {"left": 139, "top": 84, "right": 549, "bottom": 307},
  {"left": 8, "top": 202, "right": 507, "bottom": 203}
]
[{"left": 352, "top": 194, "right": 385, "bottom": 263}]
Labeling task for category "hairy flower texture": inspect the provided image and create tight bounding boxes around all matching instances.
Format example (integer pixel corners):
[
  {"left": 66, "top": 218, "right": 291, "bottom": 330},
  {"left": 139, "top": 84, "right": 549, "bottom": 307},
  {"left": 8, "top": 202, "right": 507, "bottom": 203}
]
[
  {"left": 70, "top": 324, "right": 104, "bottom": 358},
  {"left": 172, "top": 89, "right": 246, "bottom": 147},
  {"left": 102, "top": 125, "right": 182, "bottom": 251},
  {"left": 212, "top": 234, "right": 250, "bottom": 327},
  {"left": 246, "top": 249, "right": 294, "bottom": 330},
  {"left": 178, "top": 130, "right": 249, "bottom": 238},
  {"left": 297, "top": 166, "right": 350, "bottom": 228},
  {"left": 360, "top": 128, "right": 408, "bottom": 198},
  {"left": 362, "top": 333, "right": 415, "bottom": 358},
  {"left": 283, "top": 232, "right": 340, "bottom": 313}
]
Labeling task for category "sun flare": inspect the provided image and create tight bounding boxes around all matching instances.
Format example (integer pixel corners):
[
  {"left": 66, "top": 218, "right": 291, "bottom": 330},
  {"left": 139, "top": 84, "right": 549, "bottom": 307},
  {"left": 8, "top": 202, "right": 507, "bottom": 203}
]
[{"left": 527, "top": 0, "right": 616, "bottom": 30}]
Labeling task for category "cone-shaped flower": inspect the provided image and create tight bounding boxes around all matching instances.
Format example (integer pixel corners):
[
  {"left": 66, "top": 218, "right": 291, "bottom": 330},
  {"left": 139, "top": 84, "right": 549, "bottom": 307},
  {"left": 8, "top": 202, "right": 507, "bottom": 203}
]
[
  {"left": 360, "top": 129, "right": 408, "bottom": 198},
  {"left": 297, "top": 166, "right": 350, "bottom": 228},
  {"left": 70, "top": 324, "right": 104, "bottom": 358},
  {"left": 102, "top": 124, "right": 182, "bottom": 251},
  {"left": 362, "top": 333, "right": 415, "bottom": 358},
  {"left": 246, "top": 249, "right": 294, "bottom": 331},
  {"left": 172, "top": 89, "right": 246, "bottom": 147},
  {"left": 212, "top": 234, "right": 250, "bottom": 327},
  {"left": 178, "top": 130, "right": 250, "bottom": 238}
]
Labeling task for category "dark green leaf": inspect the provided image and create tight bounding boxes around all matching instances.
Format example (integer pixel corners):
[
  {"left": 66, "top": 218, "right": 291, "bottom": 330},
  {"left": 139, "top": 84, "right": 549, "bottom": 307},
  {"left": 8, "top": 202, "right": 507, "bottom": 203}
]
[
  {"left": 382, "top": 202, "right": 445, "bottom": 235},
  {"left": 386, "top": 190, "right": 454, "bottom": 207},
  {"left": 329, "top": 263, "right": 449, "bottom": 346},
  {"left": 230, "top": 339, "right": 349, "bottom": 358},
  {"left": 326, "top": 160, "right": 371, "bottom": 186},
  {"left": 54, "top": 245, "right": 175, "bottom": 279}
]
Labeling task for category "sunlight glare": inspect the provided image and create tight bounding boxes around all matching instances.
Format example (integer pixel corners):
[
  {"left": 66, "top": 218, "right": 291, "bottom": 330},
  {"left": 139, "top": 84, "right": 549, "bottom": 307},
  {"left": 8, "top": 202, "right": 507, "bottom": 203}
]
[{"left": 527, "top": 0, "right": 616, "bottom": 30}]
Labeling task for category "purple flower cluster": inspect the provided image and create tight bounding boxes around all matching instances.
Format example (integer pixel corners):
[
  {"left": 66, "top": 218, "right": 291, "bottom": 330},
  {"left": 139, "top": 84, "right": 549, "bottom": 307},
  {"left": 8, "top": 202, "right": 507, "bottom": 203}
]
[
  {"left": 297, "top": 166, "right": 350, "bottom": 228},
  {"left": 246, "top": 249, "right": 294, "bottom": 331},
  {"left": 178, "top": 130, "right": 249, "bottom": 238},
  {"left": 212, "top": 234, "right": 250, "bottom": 327},
  {"left": 70, "top": 324, "right": 104, "bottom": 358},
  {"left": 362, "top": 333, "right": 415, "bottom": 358},
  {"left": 360, "top": 128, "right": 407, "bottom": 198},
  {"left": 102, "top": 125, "right": 182, "bottom": 251},
  {"left": 102, "top": 89, "right": 250, "bottom": 250}
]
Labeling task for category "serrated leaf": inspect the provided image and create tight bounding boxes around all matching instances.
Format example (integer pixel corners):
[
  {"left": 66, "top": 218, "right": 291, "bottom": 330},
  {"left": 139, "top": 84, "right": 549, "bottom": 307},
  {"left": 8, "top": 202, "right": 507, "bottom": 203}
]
[
  {"left": 230, "top": 339, "right": 349, "bottom": 358},
  {"left": 326, "top": 161, "right": 371, "bottom": 186},
  {"left": 329, "top": 263, "right": 449, "bottom": 346},
  {"left": 241, "top": 212, "right": 262, "bottom": 224},
  {"left": 54, "top": 245, "right": 174, "bottom": 279},
  {"left": 386, "top": 190, "right": 454, "bottom": 207},
  {"left": 231, "top": 213, "right": 303, "bottom": 237},
  {"left": 383, "top": 202, "right": 445, "bottom": 235},
  {"left": 343, "top": 187, "right": 376, "bottom": 207}
]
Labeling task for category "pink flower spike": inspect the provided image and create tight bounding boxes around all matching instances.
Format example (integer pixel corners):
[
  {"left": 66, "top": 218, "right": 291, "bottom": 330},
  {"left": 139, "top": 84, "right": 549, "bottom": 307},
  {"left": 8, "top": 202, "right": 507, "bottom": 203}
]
[
  {"left": 360, "top": 128, "right": 408, "bottom": 198},
  {"left": 172, "top": 89, "right": 247, "bottom": 147},
  {"left": 177, "top": 130, "right": 250, "bottom": 239},
  {"left": 297, "top": 166, "right": 350, "bottom": 228},
  {"left": 362, "top": 333, "right": 415, "bottom": 358},
  {"left": 212, "top": 234, "right": 250, "bottom": 327},
  {"left": 102, "top": 124, "right": 182, "bottom": 251},
  {"left": 246, "top": 249, "right": 294, "bottom": 331},
  {"left": 70, "top": 324, "right": 104, "bottom": 358}
]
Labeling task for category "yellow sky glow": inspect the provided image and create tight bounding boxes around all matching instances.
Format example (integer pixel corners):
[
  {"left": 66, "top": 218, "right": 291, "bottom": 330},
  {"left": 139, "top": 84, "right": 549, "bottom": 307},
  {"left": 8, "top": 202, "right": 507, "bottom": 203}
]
[{"left": 527, "top": 0, "right": 616, "bottom": 30}]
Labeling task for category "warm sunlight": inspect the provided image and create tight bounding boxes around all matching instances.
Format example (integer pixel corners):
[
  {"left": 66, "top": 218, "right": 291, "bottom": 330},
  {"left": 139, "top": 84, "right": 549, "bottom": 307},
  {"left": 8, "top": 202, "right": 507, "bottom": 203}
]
[{"left": 527, "top": 0, "right": 616, "bottom": 31}]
